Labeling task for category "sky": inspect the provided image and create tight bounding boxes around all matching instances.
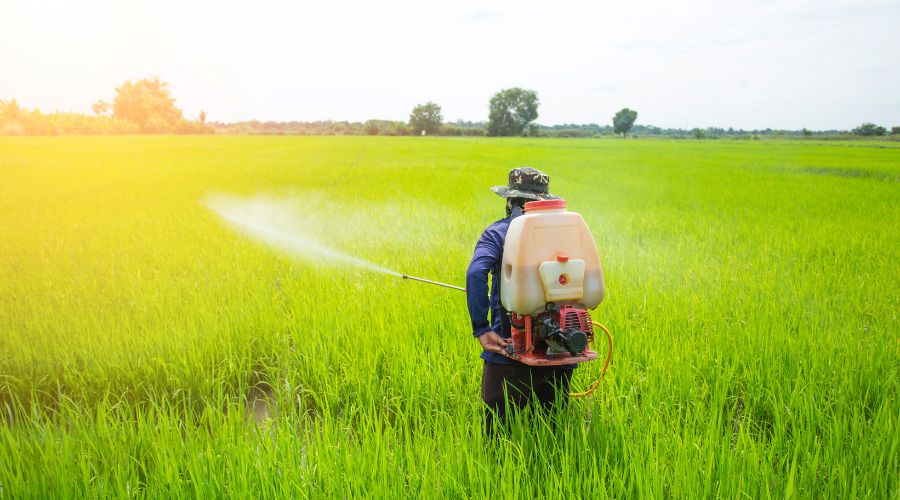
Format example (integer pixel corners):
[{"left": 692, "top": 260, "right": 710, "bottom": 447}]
[{"left": 2, "top": 0, "right": 898, "bottom": 130}]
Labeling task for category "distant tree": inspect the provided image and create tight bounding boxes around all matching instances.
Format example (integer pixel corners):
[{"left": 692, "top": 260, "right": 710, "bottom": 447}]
[
  {"left": 692, "top": 127, "right": 706, "bottom": 139},
  {"left": 199, "top": 110, "right": 207, "bottom": 125},
  {"left": 890, "top": 126, "right": 899, "bottom": 135},
  {"left": 0, "top": 99, "right": 26, "bottom": 134},
  {"left": 389, "top": 121, "right": 411, "bottom": 136},
  {"left": 408, "top": 102, "right": 442, "bottom": 136},
  {"left": 612, "top": 108, "right": 638, "bottom": 137},
  {"left": 361, "top": 119, "right": 407, "bottom": 136},
  {"left": 91, "top": 100, "right": 110, "bottom": 116},
  {"left": 113, "top": 77, "right": 185, "bottom": 132},
  {"left": 364, "top": 119, "right": 381, "bottom": 135},
  {"left": 487, "top": 88, "right": 539, "bottom": 136},
  {"left": 851, "top": 123, "right": 887, "bottom": 136},
  {"left": 0, "top": 99, "right": 23, "bottom": 123},
  {"left": 801, "top": 127, "right": 812, "bottom": 137}
]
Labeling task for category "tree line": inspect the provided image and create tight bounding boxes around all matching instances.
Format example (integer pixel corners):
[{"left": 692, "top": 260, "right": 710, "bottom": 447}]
[
  {"left": 0, "top": 78, "right": 212, "bottom": 135},
  {"left": 214, "top": 118, "right": 898, "bottom": 140},
  {"left": 2, "top": 79, "right": 896, "bottom": 138}
]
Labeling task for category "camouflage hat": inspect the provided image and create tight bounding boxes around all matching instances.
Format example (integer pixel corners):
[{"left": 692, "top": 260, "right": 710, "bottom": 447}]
[{"left": 489, "top": 167, "right": 558, "bottom": 201}]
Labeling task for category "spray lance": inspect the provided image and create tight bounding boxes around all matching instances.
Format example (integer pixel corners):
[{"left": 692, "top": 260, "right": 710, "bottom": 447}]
[
  {"left": 401, "top": 274, "right": 466, "bottom": 292},
  {"left": 398, "top": 199, "right": 614, "bottom": 398}
]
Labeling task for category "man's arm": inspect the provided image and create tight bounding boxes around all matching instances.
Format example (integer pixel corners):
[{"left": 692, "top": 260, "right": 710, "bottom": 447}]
[{"left": 465, "top": 228, "right": 511, "bottom": 356}]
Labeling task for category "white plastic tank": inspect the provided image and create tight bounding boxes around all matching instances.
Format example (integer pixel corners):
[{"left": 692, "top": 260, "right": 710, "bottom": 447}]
[{"left": 501, "top": 199, "right": 605, "bottom": 315}]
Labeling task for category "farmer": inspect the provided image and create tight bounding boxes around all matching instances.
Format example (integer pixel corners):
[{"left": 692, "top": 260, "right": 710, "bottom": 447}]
[{"left": 466, "top": 167, "right": 574, "bottom": 433}]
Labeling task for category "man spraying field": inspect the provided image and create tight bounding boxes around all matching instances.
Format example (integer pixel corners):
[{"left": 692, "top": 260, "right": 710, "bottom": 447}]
[{"left": 466, "top": 167, "right": 609, "bottom": 433}]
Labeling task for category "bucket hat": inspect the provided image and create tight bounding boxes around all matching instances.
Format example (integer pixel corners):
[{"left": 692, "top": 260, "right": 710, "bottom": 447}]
[{"left": 490, "top": 167, "right": 558, "bottom": 201}]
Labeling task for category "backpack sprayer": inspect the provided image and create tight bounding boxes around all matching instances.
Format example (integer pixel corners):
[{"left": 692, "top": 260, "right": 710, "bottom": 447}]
[{"left": 402, "top": 199, "right": 613, "bottom": 398}]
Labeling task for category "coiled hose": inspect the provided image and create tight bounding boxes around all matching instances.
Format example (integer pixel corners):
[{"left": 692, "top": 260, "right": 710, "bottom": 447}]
[{"left": 569, "top": 321, "right": 613, "bottom": 398}]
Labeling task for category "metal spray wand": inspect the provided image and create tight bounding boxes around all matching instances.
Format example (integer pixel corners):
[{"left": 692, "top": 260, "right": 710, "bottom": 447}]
[{"left": 401, "top": 274, "right": 466, "bottom": 292}]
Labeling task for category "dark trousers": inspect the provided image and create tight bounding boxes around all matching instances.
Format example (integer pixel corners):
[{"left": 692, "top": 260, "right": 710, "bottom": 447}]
[{"left": 481, "top": 361, "right": 573, "bottom": 434}]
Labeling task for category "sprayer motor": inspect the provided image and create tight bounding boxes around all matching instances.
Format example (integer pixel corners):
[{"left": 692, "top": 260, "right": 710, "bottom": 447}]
[
  {"left": 544, "top": 304, "right": 592, "bottom": 355},
  {"left": 507, "top": 304, "right": 595, "bottom": 362}
]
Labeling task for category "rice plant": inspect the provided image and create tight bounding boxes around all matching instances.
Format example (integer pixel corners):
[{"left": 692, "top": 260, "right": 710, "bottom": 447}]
[{"left": 0, "top": 136, "right": 897, "bottom": 497}]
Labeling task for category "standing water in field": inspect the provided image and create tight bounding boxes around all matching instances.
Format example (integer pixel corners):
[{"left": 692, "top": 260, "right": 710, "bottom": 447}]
[{"left": 204, "top": 194, "right": 402, "bottom": 276}]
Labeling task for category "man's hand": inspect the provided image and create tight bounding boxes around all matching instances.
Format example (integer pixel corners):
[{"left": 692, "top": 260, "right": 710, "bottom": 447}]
[{"left": 477, "top": 332, "right": 513, "bottom": 357}]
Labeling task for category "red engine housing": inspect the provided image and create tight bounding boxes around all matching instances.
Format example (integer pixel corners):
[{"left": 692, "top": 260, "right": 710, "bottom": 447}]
[{"left": 508, "top": 305, "right": 598, "bottom": 366}]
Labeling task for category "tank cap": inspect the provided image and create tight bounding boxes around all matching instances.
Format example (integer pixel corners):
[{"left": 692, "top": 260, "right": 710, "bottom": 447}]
[
  {"left": 557, "top": 254, "right": 569, "bottom": 263},
  {"left": 524, "top": 199, "right": 566, "bottom": 212}
]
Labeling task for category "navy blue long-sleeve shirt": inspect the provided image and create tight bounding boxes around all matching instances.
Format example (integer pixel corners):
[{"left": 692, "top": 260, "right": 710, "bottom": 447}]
[{"left": 465, "top": 216, "right": 515, "bottom": 364}]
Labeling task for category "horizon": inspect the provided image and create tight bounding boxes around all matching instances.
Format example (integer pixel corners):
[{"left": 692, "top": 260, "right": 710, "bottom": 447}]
[{"left": 3, "top": 0, "right": 898, "bottom": 130}]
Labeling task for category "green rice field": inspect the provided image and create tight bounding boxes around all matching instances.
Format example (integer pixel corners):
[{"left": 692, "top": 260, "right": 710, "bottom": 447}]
[{"left": 1, "top": 136, "right": 898, "bottom": 497}]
